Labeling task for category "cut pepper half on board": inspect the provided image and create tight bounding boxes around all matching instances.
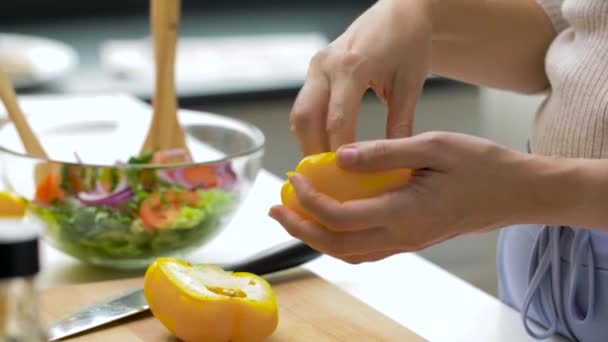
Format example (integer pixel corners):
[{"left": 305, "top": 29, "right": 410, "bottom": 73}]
[{"left": 144, "top": 258, "right": 279, "bottom": 342}]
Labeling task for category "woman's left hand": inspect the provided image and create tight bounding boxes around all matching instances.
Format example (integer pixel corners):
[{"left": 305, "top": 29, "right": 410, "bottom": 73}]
[{"left": 269, "top": 131, "right": 542, "bottom": 264}]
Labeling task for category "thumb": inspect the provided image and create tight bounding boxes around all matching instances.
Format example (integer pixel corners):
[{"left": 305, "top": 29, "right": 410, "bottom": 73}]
[{"left": 336, "top": 134, "right": 447, "bottom": 172}]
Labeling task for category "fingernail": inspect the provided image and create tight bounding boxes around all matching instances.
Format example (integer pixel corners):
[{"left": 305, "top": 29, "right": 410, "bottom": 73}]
[
  {"left": 267, "top": 207, "right": 274, "bottom": 217},
  {"left": 268, "top": 205, "right": 281, "bottom": 218},
  {"left": 337, "top": 145, "right": 358, "bottom": 165}
]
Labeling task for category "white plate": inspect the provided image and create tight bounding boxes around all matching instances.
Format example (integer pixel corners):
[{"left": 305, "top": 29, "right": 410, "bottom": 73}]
[{"left": 0, "top": 33, "right": 79, "bottom": 88}]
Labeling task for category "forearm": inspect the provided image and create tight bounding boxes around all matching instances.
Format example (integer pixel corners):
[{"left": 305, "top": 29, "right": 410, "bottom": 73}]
[
  {"left": 427, "top": 0, "right": 557, "bottom": 94},
  {"left": 521, "top": 156, "right": 608, "bottom": 231}
]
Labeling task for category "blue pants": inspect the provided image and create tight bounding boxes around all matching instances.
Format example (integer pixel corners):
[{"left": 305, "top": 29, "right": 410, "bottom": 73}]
[{"left": 497, "top": 224, "right": 608, "bottom": 342}]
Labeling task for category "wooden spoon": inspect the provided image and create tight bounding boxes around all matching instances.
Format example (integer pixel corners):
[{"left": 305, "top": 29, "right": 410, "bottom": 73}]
[
  {"left": 0, "top": 65, "right": 50, "bottom": 185},
  {"left": 140, "top": 0, "right": 190, "bottom": 159},
  {"left": 0, "top": 65, "right": 47, "bottom": 158}
]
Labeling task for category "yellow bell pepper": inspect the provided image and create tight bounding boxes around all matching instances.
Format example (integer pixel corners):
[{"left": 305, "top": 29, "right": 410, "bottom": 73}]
[
  {"left": 144, "top": 258, "right": 278, "bottom": 342},
  {"left": 281, "top": 152, "right": 412, "bottom": 221},
  {"left": 0, "top": 192, "right": 26, "bottom": 217}
]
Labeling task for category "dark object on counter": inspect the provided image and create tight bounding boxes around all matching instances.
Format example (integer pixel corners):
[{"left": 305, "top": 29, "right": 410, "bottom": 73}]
[{"left": 0, "top": 226, "right": 47, "bottom": 342}]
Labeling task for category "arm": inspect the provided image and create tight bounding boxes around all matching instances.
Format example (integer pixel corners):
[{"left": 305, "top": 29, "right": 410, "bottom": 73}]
[
  {"left": 269, "top": 132, "right": 608, "bottom": 262},
  {"left": 428, "top": 0, "right": 563, "bottom": 93},
  {"left": 527, "top": 156, "right": 608, "bottom": 231},
  {"left": 289, "top": 0, "right": 566, "bottom": 155}
]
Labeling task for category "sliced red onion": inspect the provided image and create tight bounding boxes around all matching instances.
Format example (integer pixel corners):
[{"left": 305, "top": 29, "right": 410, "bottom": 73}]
[
  {"left": 157, "top": 167, "right": 196, "bottom": 190},
  {"left": 194, "top": 163, "right": 236, "bottom": 189},
  {"left": 214, "top": 162, "right": 237, "bottom": 190},
  {"left": 98, "top": 191, "right": 132, "bottom": 206},
  {"left": 77, "top": 187, "right": 133, "bottom": 206},
  {"left": 218, "top": 162, "right": 237, "bottom": 179},
  {"left": 95, "top": 181, "right": 107, "bottom": 194},
  {"left": 218, "top": 175, "right": 237, "bottom": 191},
  {"left": 173, "top": 167, "right": 196, "bottom": 189},
  {"left": 78, "top": 174, "right": 131, "bottom": 206},
  {"left": 158, "top": 168, "right": 178, "bottom": 184},
  {"left": 155, "top": 161, "right": 238, "bottom": 191},
  {"left": 93, "top": 174, "right": 128, "bottom": 194}
]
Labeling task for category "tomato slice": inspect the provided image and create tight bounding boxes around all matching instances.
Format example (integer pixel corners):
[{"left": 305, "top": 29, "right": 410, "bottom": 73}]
[
  {"left": 139, "top": 189, "right": 199, "bottom": 230},
  {"left": 35, "top": 165, "right": 65, "bottom": 204},
  {"left": 181, "top": 165, "right": 219, "bottom": 188},
  {"left": 181, "top": 164, "right": 235, "bottom": 189}
]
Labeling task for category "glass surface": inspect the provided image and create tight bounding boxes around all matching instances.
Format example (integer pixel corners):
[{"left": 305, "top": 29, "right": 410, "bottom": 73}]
[{"left": 0, "top": 278, "right": 47, "bottom": 342}]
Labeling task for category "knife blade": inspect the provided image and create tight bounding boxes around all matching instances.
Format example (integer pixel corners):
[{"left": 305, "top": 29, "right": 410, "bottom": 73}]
[{"left": 46, "top": 239, "right": 321, "bottom": 341}]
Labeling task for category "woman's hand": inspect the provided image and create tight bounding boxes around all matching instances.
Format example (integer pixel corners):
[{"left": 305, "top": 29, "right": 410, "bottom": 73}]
[
  {"left": 269, "top": 132, "right": 541, "bottom": 264},
  {"left": 290, "top": 0, "right": 433, "bottom": 155}
]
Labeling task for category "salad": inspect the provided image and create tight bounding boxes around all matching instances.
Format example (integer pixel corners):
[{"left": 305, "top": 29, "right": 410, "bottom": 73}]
[{"left": 29, "top": 149, "right": 238, "bottom": 264}]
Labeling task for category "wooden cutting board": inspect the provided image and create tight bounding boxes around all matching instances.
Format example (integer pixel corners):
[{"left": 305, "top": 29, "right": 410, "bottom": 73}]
[{"left": 40, "top": 268, "right": 426, "bottom": 341}]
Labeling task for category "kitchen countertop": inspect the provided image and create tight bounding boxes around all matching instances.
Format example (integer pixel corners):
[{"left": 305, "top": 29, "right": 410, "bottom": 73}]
[{"left": 1, "top": 94, "right": 565, "bottom": 342}]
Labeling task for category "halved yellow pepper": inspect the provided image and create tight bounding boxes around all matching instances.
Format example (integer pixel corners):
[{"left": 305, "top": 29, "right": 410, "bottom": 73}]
[
  {"left": 144, "top": 258, "right": 278, "bottom": 342},
  {"left": 0, "top": 192, "right": 26, "bottom": 217},
  {"left": 281, "top": 152, "right": 412, "bottom": 221}
]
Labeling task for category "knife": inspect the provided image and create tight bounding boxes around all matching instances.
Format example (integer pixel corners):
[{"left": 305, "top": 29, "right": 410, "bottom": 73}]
[{"left": 46, "top": 239, "right": 321, "bottom": 341}]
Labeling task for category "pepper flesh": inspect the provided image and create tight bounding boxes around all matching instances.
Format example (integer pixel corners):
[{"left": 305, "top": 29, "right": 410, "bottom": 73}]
[{"left": 144, "top": 258, "right": 278, "bottom": 342}]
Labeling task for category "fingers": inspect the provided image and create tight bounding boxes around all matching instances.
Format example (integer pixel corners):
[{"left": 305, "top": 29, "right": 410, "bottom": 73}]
[
  {"left": 336, "top": 132, "right": 450, "bottom": 172},
  {"left": 291, "top": 50, "right": 370, "bottom": 155},
  {"left": 291, "top": 46, "right": 427, "bottom": 160},
  {"left": 288, "top": 173, "right": 395, "bottom": 232},
  {"left": 385, "top": 72, "right": 423, "bottom": 139},
  {"left": 326, "top": 69, "right": 368, "bottom": 150},
  {"left": 268, "top": 204, "right": 398, "bottom": 257},
  {"left": 290, "top": 56, "right": 331, "bottom": 156}
]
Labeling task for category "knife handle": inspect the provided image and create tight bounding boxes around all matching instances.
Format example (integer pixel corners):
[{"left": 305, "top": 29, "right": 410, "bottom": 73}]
[{"left": 221, "top": 240, "right": 322, "bottom": 275}]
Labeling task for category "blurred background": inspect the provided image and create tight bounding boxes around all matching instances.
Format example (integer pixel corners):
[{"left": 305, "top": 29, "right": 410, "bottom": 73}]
[{"left": 0, "top": 0, "right": 546, "bottom": 296}]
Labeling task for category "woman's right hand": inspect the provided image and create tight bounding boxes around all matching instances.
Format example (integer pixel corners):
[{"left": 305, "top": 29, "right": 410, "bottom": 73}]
[{"left": 290, "top": 0, "right": 434, "bottom": 155}]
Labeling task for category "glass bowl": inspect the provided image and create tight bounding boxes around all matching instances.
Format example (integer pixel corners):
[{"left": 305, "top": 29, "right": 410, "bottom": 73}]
[{"left": 0, "top": 104, "right": 264, "bottom": 269}]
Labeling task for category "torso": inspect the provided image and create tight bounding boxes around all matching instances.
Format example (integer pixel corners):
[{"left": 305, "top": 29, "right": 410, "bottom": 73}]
[
  {"left": 532, "top": 0, "right": 608, "bottom": 158},
  {"left": 501, "top": 2, "right": 608, "bottom": 341}
]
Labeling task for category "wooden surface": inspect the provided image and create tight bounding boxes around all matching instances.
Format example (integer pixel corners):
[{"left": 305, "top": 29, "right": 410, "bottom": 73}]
[{"left": 40, "top": 268, "right": 426, "bottom": 341}]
